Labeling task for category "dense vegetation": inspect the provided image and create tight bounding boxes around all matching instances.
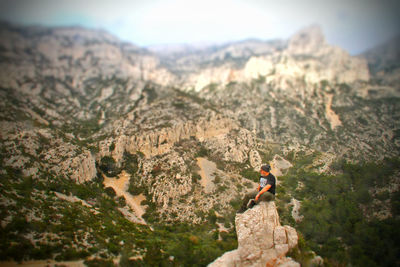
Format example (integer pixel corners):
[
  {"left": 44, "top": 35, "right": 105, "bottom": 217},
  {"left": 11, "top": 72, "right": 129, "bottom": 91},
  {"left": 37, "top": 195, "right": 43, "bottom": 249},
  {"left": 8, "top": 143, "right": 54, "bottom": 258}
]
[
  {"left": 277, "top": 157, "right": 400, "bottom": 267},
  {"left": 2, "top": 144, "right": 400, "bottom": 266},
  {"left": 1, "top": 137, "right": 400, "bottom": 267},
  {"left": 0, "top": 161, "right": 237, "bottom": 266}
]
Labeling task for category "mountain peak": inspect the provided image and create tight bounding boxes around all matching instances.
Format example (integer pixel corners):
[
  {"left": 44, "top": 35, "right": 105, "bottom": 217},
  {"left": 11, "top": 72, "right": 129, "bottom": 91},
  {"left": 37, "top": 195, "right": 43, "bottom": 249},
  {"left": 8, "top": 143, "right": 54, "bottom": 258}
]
[{"left": 287, "top": 24, "right": 326, "bottom": 55}]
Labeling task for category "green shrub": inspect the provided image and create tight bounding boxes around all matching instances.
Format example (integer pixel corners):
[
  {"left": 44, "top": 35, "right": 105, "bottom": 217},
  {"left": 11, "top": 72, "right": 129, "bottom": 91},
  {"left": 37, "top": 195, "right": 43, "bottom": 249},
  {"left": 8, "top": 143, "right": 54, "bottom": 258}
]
[
  {"left": 229, "top": 196, "right": 241, "bottom": 211},
  {"left": 55, "top": 248, "right": 90, "bottom": 261},
  {"left": 240, "top": 168, "right": 259, "bottom": 182},
  {"left": 128, "top": 178, "right": 145, "bottom": 196},
  {"left": 191, "top": 173, "right": 201, "bottom": 183},
  {"left": 143, "top": 85, "right": 158, "bottom": 104},
  {"left": 208, "top": 209, "right": 217, "bottom": 224},
  {"left": 217, "top": 184, "right": 227, "bottom": 193},
  {"left": 84, "top": 258, "right": 115, "bottom": 267},
  {"left": 99, "top": 156, "right": 120, "bottom": 177},
  {"left": 173, "top": 101, "right": 186, "bottom": 109},
  {"left": 391, "top": 191, "right": 400, "bottom": 216},
  {"left": 109, "top": 142, "right": 115, "bottom": 151},
  {"left": 376, "top": 190, "right": 390, "bottom": 201},
  {"left": 195, "top": 146, "right": 209, "bottom": 158},
  {"left": 123, "top": 152, "right": 139, "bottom": 175},
  {"left": 287, "top": 233, "right": 316, "bottom": 266},
  {"left": 117, "top": 196, "right": 126, "bottom": 207},
  {"left": 104, "top": 187, "right": 116, "bottom": 198},
  {"left": 356, "top": 187, "right": 372, "bottom": 204}
]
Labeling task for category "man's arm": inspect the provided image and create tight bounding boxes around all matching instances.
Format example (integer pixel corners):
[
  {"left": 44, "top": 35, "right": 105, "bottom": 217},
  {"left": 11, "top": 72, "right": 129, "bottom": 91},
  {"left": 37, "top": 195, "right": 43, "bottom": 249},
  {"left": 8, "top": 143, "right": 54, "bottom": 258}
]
[{"left": 255, "top": 184, "right": 271, "bottom": 201}]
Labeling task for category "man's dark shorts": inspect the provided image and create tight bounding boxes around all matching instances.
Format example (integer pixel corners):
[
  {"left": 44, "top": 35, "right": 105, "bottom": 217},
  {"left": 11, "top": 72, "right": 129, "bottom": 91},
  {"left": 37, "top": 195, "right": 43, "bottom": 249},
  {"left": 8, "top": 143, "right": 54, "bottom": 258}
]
[{"left": 238, "top": 190, "right": 275, "bottom": 213}]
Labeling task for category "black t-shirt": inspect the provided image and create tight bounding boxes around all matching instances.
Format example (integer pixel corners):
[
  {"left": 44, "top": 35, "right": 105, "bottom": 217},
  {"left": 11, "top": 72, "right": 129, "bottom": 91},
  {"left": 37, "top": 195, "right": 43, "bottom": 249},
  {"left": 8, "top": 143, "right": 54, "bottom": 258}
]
[{"left": 259, "top": 173, "right": 276, "bottom": 195}]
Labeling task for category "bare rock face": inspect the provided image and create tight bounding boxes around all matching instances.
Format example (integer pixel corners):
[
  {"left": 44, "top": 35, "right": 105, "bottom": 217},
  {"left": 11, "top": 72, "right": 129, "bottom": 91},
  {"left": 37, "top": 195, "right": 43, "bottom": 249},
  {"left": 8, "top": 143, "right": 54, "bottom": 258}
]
[
  {"left": 70, "top": 150, "right": 97, "bottom": 183},
  {"left": 249, "top": 149, "right": 262, "bottom": 170},
  {"left": 99, "top": 115, "right": 240, "bottom": 161},
  {"left": 209, "top": 202, "right": 299, "bottom": 267}
]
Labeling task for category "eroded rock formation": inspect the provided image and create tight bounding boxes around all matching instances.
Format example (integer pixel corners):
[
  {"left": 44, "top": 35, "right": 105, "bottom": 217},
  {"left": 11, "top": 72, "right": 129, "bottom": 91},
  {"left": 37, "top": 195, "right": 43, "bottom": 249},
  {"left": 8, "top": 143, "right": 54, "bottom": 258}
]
[{"left": 209, "top": 201, "right": 299, "bottom": 267}]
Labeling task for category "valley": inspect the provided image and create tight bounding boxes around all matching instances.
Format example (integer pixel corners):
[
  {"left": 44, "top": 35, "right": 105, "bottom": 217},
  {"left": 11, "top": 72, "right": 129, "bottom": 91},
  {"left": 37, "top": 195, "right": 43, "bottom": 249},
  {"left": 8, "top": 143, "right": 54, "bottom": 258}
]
[{"left": 0, "top": 21, "right": 399, "bottom": 266}]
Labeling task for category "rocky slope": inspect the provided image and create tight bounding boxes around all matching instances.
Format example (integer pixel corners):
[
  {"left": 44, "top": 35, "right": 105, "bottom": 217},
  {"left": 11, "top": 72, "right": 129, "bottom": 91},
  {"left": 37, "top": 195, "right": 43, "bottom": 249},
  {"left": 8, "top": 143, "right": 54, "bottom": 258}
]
[
  {"left": 0, "top": 21, "right": 175, "bottom": 183},
  {"left": 185, "top": 26, "right": 399, "bottom": 161}
]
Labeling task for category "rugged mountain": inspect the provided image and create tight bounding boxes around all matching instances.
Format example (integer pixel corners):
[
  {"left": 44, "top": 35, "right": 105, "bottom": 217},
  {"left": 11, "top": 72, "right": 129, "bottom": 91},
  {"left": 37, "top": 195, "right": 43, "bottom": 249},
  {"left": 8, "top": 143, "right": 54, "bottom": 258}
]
[
  {"left": 0, "top": 21, "right": 174, "bottom": 183},
  {"left": 162, "top": 25, "right": 369, "bottom": 91},
  {"left": 0, "top": 22, "right": 271, "bottom": 264},
  {"left": 163, "top": 25, "right": 399, "bottom": 162},
  {"left": 0, "top": 21, "right": 399, "bottom": 266},
  {"left": 148, "top": 38, "right": 285, "bottom": 76}
]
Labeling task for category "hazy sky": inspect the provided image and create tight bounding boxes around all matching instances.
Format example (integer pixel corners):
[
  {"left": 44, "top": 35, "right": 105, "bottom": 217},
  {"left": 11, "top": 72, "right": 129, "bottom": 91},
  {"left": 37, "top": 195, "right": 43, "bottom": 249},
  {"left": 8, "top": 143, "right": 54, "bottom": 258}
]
[{"left": 0, "top": 0, "right": 399, "bottom": 54}]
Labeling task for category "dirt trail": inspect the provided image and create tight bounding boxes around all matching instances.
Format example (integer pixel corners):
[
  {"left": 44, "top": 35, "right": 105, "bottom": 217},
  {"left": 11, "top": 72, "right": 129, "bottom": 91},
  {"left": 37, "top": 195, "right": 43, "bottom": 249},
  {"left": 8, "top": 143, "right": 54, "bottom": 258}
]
[
  {"left": 290, "top": 198, "right": 303, "bottom": 222},
  {"left": 325, "top": 94, "right": 342, "bottom": 130},
  {"left": 196, "top": 157, "right": 217, "bottom": 193},
  {"left": 103, "top": 171, "right": 146, "bottom": 223}
]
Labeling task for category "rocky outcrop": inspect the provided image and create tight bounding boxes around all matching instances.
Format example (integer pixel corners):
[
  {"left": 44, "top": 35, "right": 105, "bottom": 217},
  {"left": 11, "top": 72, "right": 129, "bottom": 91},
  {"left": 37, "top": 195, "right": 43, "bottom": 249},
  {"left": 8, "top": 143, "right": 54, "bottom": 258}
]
[
  {"left": 69, "top": 150, "right": 97, "bottom": 183},
  {"left": 271, "top": 155, "right": 292, "bottom": 177},
  {"left": 249, "top": 149, "right": 262, "bottom": 170},
  {"left": 209, "top": 202, "right": 299, "bottom": 267},
  {"left": 99, "top": 115, "right": 240, "bottom": 161}
]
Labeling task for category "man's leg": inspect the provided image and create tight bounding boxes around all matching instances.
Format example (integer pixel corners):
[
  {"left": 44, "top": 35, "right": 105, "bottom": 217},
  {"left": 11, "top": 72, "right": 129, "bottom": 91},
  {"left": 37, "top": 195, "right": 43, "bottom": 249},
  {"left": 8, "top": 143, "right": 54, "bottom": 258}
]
[
  {"left": 256, "top": 191, "right": 275, "bottom": 204},
  {"left": 237, "top": 190, "right": 258, "bottom": 213}
]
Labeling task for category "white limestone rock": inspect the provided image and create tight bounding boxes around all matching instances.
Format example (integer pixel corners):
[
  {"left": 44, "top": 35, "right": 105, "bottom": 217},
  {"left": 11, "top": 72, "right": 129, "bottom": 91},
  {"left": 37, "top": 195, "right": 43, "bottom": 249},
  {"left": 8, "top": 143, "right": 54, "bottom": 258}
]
[{"left": 208, "top": 202, "right": 299, "bottom": 267}]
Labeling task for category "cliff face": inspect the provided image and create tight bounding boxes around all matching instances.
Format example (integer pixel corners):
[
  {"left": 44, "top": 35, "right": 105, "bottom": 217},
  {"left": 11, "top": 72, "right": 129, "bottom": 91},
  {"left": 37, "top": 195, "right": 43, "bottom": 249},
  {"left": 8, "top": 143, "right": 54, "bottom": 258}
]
[
  {"left": 209, "top": 202, "right": 299, "bottom": 267},
  {"left": 98, "top": 115, "right": 240, "bottom": 161}
]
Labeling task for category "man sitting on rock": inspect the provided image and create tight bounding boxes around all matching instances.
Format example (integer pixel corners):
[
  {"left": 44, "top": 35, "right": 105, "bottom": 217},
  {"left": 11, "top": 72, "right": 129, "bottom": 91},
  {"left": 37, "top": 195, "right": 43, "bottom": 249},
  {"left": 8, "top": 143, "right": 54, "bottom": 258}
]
[{"left": 237, "top": 164, "right": 276, "bottom": 213}]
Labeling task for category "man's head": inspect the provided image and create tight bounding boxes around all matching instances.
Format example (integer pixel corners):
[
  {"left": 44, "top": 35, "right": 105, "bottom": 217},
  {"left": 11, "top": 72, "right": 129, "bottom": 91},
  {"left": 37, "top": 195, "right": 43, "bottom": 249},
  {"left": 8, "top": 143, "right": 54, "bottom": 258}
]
[{"left": 260, "top": 164, "right": 271, "bottom": 175}]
